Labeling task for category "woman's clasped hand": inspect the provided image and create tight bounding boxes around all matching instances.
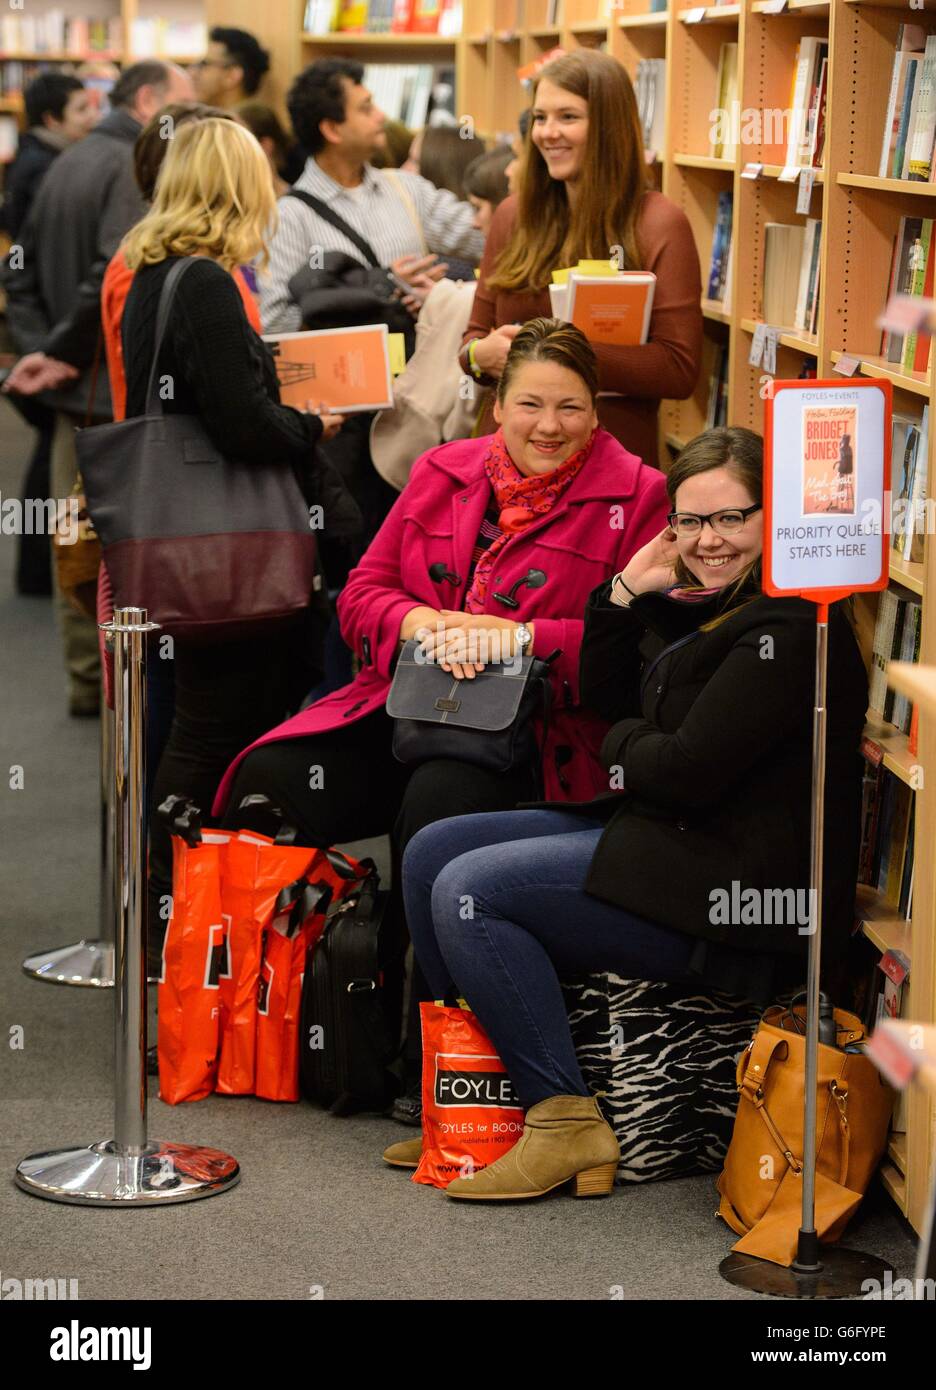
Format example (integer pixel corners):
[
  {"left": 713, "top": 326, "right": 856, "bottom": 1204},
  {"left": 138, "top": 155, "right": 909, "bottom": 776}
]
[{"left": 413, "top": 610, "right": 532, "bottom": 679}]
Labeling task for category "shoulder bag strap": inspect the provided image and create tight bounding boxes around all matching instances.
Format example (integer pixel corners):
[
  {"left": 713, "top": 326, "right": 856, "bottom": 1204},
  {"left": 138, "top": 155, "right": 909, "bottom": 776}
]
[
  {"left": 384, "top": 170, "right": 428, "bottom": 257},
  {"left": 144, "top": 257, "right": 199, "bottom": 415},
  {"left": 283, "top": 188, "right": 380, "bottom": 269}
]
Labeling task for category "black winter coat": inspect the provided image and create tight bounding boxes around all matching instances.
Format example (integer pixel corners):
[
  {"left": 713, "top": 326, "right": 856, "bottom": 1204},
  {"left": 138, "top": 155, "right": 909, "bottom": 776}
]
[{"left": 576, "top": 578, "right": 869, "bottom": 1000}]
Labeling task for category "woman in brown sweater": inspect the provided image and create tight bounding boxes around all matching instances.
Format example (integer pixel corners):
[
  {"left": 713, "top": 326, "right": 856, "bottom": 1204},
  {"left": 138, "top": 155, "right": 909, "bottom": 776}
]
[{"left": 460, "top": 50, "right": 703, "bottom": 469}]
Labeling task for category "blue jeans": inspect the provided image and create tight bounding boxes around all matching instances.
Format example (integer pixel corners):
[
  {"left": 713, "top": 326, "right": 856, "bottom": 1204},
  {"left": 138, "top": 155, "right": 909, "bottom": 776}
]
[{"left": 402, "top": 809, "right": 701, "bottom": 1109}]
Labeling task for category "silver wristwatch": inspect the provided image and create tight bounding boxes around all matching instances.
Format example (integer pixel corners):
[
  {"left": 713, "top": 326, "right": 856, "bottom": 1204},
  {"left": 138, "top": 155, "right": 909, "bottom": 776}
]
[{"left": 515, "top": 623, "right": 533, "bottom": 654}]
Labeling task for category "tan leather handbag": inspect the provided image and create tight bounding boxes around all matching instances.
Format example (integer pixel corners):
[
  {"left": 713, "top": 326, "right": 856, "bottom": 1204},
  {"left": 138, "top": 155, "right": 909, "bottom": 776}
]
[{"left": 716, "top": 1003, "right": 895, "bottom": 1266}]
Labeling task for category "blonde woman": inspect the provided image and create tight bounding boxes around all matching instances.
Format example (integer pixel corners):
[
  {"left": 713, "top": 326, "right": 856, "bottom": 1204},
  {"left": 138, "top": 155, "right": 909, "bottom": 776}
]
[{"left": 119, "top": 117, "right": 354, "bottom": 970}]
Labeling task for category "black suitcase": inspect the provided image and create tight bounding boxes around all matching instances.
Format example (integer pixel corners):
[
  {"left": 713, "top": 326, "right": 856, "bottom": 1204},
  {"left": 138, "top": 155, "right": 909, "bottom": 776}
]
[{"left": 299, "top": 870, "right": 404, "bottom": 1114}]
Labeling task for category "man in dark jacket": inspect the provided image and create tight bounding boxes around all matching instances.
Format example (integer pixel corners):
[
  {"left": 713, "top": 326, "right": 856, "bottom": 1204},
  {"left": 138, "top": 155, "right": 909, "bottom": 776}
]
[
  {"left": 1, "top": 72, "right": 97, "bottom": 595},
  {"left": 0, "top": 73, "right": 98, "bottom": 241},
  {"left": 1, "top": 60, "right": 193, "bottom": 715}
]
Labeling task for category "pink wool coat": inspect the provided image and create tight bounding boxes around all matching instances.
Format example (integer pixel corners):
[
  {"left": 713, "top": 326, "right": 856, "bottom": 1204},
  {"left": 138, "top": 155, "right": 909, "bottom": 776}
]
[{"left": 214, "top": 428, "right": 668, "bottom": 811}]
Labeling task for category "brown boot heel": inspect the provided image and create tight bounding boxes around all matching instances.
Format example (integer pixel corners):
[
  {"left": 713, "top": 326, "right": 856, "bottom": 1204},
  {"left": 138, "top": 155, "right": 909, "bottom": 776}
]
[{"left": 573, "top": 1161, "right": 618, "bottom": 1197}]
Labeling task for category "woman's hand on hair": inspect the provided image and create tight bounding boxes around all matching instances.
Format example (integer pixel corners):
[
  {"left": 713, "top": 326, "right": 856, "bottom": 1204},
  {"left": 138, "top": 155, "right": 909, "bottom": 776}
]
[
  {"left": 614, "top": 525, "right": 680, "bottom": 599},
  {"left": 470, "top": 324, "right": 521, "bottom": 377}
]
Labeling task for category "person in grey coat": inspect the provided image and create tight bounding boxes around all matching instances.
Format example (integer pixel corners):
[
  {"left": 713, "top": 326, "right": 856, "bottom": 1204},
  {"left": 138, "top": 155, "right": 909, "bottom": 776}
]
[{"left": 1, "top": 60, "right": 193, "bottom": 715}]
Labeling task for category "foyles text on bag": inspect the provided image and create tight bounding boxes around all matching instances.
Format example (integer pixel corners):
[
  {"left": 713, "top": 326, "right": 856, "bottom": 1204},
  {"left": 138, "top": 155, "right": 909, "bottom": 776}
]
[
  {"left": 715, "top": 1002, "right": 895, "bottom": 1266},
  {"left": 158, "top": 829, "right": 231, "bottom": 1104},
  {"left": 413, "top": 1001, "right": 524, "bottom": 1189}
]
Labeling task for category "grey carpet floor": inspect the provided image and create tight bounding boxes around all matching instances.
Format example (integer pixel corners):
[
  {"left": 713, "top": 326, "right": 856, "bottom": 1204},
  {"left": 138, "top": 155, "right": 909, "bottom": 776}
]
[{"left": 0, "top": 402, "right": 919, "bottom": 1300}]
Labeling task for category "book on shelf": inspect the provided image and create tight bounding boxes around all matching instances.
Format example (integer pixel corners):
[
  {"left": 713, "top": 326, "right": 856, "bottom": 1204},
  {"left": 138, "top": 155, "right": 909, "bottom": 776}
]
[
  {"left": 634, "top": 58, "right": 665, "bottom": 161},
  {"left": 0, "top": 11, "right": 123, "bottom": 56},
  {"left": 362, "top": 63, "right": 442, "bottom": 125},
  {"left": 706, "top": 190, "right": 733, "bottom": 303},
  {"left": 705, "top": 346, "right": 728, "bottom": 429},
  {"left": 869, "top": 587, "right": 921, "bottom": 734},
  {"left": 762, "top": 221, "right": 820, "bottom": 332},
  {"left": 785, "top": 37, "right": 828, "bottom": 169},
  {"left": 710, "top": 43, "right": 738, "bottom": 163},
  {"left": 336, "top": 0, "right": 370, "bottom": 29},
  {"left": 409, "top": 0, "right": 443, "bottom": 33},
  {"left": 130, "top": 19, "right": 206, "bottom": 59},
  {"left": 878, "top": 25, "right": 936, "bottom": 181},
  {"left": 857, "top": 755, "right": 915, "bottom": 921},
  {"left": 892, "top": 405, "right": 929, "bottom": 566}
]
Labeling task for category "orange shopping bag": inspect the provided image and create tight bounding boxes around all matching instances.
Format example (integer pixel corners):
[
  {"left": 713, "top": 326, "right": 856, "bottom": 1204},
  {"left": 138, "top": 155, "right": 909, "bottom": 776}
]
[
  {"left": 413, "top": 1002, "right": 524, "bottom": 1189},
  {"left": 158, "top": 823, "right": 231, "bottom": 1104},
  {"left": 255, "top": 873, "right": 332, "bottom": 1102},
  {"left": 216, "top": 831, "right": 319, "bottom": 1096}
]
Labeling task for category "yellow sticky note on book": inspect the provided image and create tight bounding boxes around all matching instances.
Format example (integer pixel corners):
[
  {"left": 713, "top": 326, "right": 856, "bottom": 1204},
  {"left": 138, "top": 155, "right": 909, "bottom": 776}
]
[
  {"left": 387, "top": 333, "right": 407, "bottom": 376},
  {"left": 576, "top": 259, "right": 619, "bottom": 276},
  {"left": 552, "top": 266, "right": 574, "bottom": 285}
]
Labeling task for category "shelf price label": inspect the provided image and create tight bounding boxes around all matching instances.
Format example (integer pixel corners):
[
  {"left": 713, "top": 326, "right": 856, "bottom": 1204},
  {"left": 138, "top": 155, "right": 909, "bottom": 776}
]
[
  {"left": 683, "top": 7, "right": 708, "bottom": 23},
  {"left": 762, "top": 326, "right": 779, "bottom": 376},
  {"left": 748, "top": 322, "right": 767, "bottom": 367},
  {"left": 741, "top": 161, "right": 763, "bottom": 180},
  {"left": 796, "top": 168, "right": 815, "bottom": 213},
  {"left": 764, "top": 378, "right": 892, "bottom": 602},
  {"left": 761, "top": 0, "right": 788, "bottom": 11},
  {"left": 832, "top": 354, "right": 861, "bottom": 377},
  {"left": 778, "top": 164, "right": 799, "bottom": 182}
]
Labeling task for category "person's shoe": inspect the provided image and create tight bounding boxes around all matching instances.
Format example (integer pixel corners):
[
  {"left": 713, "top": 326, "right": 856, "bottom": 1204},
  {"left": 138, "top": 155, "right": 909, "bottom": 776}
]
[
  {"left": 445, "top": 1094, "right": 619, "bottom": 1201},
  {"left": 391, "top": 1086, "right": 422, "bottom": 1127},
  {"left": 382, "top": 1136, "right": 422, "bottom": 1169}
]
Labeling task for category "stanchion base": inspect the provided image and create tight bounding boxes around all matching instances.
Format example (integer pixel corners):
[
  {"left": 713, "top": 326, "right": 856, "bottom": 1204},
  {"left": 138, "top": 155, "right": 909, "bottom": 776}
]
[
  {"left": 720, "top": 1247, "right": 890, "bottom": 1299},
  {"left": 15, "top": 1140, "right": 240, "bottom": 1206},
  {"left": 22, "top": 940, "right": 115, "bottom": 988}
]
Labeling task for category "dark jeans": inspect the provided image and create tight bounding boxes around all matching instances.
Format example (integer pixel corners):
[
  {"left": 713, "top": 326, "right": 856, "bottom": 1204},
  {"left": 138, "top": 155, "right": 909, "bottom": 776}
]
[
  {"left": 402, "top": 809, "right": 701, "bottom": 1109},
  {"left": 221, "top": 709, "right": 539, "bottom": 1073},
  {"left": 147, "top": 626, "right": 300, "bottom": 920}
]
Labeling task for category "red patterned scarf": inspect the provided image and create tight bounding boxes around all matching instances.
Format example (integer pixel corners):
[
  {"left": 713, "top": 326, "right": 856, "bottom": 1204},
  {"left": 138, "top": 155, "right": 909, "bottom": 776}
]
[{"left": 464, "top": 428, "right": 594, "bottom": 614}]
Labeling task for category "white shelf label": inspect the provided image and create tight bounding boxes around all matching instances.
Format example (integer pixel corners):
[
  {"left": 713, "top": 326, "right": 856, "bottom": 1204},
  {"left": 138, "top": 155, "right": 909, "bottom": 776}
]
[
  {"left": 684, "top": 7, "right": 708, "bottom": 23},
  {"left": 778, "top": 164, "right": 799, "bottom": 183},
  {"left": 748, "top": 323, "right": 767, "bottom": 367},
  {"left": 761, "top": 0, "right": 787, "bottom": 13},
  {"left": 741, "top": 161, "right": 763, "bottom": 180},
  {"left": 763, "top": 326, "right": 779, "bottom": 377},
  {"left": 833, "top": 354, "right": 861, "bottom": 377},
  {"left": 796, "top": 167, "right": 816, "bottom": 214}
]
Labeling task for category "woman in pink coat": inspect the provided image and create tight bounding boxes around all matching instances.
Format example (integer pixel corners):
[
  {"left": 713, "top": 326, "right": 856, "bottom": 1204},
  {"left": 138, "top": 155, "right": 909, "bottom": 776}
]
[{"left": 214, "top": 317, "right": 667, "bottom": 1119}]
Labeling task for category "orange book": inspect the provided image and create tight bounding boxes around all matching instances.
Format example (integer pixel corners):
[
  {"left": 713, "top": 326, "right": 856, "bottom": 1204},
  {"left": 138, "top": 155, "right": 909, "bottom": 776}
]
[
  {"left": 566, "top": 273, "right": 656, "bottom": 347},
  {"left": 263, "top": 324, "right": 393, "bottom": 413},
  {"left": 408, "top": 0, "right": 440, "bottom": 32}
]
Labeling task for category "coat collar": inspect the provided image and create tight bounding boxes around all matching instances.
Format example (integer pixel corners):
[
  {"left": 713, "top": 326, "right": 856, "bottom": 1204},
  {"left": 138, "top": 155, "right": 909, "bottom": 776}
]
[{"left": 425, "top": 428, "right": 647, "bottom": 502}]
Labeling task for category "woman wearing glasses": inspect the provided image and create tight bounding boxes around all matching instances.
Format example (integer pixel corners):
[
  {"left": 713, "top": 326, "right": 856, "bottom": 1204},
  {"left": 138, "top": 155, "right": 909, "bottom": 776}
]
[{"left": 395, "top": 425, "right": 869, "bottom": 1200}]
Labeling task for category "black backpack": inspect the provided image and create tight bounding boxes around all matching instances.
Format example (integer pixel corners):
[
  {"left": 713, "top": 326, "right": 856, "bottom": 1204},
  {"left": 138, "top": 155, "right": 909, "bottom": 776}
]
[{"left": 299, "top": 869, "right": 404, "bottom": 1114}]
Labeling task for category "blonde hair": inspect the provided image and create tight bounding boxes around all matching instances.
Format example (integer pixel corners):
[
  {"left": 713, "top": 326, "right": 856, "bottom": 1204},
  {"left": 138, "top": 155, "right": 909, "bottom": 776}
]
[{"left": 123, "top": 117, "right": 275, "bottom": 274}]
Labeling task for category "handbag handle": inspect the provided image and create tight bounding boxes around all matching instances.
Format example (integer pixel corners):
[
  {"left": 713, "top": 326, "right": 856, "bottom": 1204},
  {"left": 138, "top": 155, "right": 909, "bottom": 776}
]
[{"left": 144, "top": 257, "right": 199, "bottom": 416}]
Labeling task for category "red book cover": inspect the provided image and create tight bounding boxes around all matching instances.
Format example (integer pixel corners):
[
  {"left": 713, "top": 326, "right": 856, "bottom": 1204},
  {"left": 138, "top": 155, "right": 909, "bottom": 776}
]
[
  {"left": 391, "top": 0, "right": 415, "bottom": 31},
  {"left": 408, "top": 0, "right": 440, "bottom": 32}
]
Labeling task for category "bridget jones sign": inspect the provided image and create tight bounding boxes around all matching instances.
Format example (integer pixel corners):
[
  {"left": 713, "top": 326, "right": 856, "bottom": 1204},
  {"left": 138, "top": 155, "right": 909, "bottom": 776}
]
[{"left": 764, "top": 379, "right": 892, "bottom": 601}]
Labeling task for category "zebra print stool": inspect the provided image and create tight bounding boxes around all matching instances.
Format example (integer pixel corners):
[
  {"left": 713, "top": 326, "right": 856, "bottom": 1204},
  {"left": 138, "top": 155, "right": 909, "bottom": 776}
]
[{"left": 563, "top": 975, "right": 761, "bottom": 1184}]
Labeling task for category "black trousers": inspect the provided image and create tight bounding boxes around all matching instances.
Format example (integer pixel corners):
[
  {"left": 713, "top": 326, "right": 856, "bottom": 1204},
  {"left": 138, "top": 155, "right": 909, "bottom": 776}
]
[
  {"left": 221, "top": 708, "right": 539, "bottom": 1078},
  {"left": 147, "top": 624, "right": 310, "bottom": 922}
]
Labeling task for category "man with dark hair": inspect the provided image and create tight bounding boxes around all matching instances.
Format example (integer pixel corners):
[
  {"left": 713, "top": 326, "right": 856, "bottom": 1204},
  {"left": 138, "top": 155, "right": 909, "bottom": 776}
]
[
  {"left": 2, "top": 59, "right": 193, "bottom": 715},
  {"left": 0, "top": 74, "right": 97, "bottom": 241},
  {"left": 193, "top": 27, "right": 270, "bottom": 106},
  {"left": 262, "top": 57, "right": 483, "bottom": 332}
]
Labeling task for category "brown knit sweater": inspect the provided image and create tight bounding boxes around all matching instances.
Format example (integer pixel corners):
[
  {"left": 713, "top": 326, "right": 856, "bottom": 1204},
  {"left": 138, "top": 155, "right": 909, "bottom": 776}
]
[{"left": 461, "top": 191, "right": 704, "bottom": 468}]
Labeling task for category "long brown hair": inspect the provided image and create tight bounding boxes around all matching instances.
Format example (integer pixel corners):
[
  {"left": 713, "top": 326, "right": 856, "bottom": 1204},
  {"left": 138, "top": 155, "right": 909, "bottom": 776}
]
[
  {"left": 488, "top": 50, "right": 648, "bottom": 293},
  {"left": 667, "top": 427, "right": 763, "bottom": 621},
  {"left": 497, "top": 316, "right": 599, "bottom": 404}
]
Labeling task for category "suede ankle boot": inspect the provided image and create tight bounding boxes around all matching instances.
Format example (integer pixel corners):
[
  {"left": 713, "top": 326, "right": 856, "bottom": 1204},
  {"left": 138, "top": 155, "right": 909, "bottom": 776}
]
[
  {"left": 382, "top": 1135, "right": 422, "bottom": 1169},
  {"left": 445, "top": 1094, "right": 619, "bottom": 1201}
]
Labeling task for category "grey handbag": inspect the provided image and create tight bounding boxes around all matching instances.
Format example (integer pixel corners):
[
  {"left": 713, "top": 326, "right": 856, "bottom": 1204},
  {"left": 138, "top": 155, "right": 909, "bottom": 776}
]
[
  {"left": 78, "top": 257, "right": 316, "bottom": 641},
  {"left": 386, "top": 638, "right": 554, "bottom": 776}
]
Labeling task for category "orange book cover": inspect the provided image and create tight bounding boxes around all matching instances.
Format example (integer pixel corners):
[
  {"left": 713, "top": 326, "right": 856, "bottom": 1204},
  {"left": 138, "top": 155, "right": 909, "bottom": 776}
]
[
  {"left": 263, "top": 325, "right": 393, "bottom": 413},
  {"left": 801, "top": 403, "right": 857, "bottom": 515},
  {"left": 409, "top": 0, "right": 441, "bottom": 32},
  {"left": 566, "top": 273, "right": 655, "bottom": 347}
]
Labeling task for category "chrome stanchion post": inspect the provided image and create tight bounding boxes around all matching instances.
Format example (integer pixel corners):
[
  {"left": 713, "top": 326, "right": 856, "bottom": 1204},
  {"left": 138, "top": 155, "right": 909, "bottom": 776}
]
[
  {"left": 720, "top": 603, "right": 887, "bottom": 1296},
  {"left": 15, "top": 606, "right": 240, "bottom": 1205},
  {"left": 21, "top": 676, "right": 117, "bottom": 987}
]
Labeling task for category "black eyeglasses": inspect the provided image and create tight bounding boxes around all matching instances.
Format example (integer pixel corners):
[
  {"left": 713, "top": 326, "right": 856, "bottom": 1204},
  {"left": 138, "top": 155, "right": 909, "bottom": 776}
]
[{"left": 667, "top": 504, "right": 762, "bottom": 537}]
